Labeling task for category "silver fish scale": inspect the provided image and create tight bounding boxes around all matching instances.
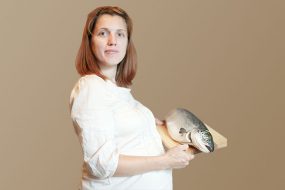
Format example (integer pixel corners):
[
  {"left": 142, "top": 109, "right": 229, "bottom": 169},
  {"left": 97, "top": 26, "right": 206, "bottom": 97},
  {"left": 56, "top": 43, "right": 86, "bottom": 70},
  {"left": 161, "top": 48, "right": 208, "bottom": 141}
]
[{"left": 176, "top": 108, "right": 208, "bottom": 131}]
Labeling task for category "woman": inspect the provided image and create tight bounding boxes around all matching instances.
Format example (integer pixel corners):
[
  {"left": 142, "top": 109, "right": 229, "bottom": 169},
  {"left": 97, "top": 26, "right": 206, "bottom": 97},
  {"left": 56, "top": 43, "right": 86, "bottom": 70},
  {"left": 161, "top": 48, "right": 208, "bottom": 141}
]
[{"left": 69, "top": 6, "right": 194, "bottom": 190}]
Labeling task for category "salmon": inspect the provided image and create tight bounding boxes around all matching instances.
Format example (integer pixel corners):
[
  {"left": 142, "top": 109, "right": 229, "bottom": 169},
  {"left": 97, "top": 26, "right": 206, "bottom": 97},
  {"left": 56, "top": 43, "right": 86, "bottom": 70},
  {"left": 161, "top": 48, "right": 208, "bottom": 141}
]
[{"left": 165, "top": 108, "right": 214, "bottom": 153}]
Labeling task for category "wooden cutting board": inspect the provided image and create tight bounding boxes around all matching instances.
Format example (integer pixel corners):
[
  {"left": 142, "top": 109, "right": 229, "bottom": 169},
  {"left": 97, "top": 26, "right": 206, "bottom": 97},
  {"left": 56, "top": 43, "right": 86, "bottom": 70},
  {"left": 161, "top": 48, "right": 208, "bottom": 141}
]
[{"left": 156, "top": 123, "right": 227, "bottom": 154}]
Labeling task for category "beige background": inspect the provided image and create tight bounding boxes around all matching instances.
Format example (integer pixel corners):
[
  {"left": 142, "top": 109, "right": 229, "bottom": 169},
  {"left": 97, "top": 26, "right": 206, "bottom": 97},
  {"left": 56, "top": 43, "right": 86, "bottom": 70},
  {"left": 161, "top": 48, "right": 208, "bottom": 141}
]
[{"left": 1, "top": 0, "right": 284, "bottom": 189}]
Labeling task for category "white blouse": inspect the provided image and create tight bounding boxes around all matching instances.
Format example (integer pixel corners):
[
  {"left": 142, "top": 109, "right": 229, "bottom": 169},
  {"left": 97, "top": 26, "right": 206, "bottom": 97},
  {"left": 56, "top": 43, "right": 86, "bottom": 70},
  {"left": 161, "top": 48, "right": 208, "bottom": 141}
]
[{"left": 69, "top": 74, "right": 172, "bottom": 190}]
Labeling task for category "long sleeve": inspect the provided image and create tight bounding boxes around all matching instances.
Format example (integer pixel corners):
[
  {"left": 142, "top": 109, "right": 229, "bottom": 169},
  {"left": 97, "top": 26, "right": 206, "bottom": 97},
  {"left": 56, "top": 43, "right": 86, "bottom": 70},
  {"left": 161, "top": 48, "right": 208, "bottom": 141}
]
[{"left": 69, "top": 76, "right": 119, "bottom": 179}]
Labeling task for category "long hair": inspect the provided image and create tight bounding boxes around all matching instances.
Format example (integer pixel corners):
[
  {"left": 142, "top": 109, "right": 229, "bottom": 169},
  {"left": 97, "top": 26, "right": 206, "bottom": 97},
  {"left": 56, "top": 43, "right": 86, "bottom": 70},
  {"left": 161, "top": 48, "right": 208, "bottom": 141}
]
[{"left": 75, "top": 6, "right": 137, "bottom": 87}]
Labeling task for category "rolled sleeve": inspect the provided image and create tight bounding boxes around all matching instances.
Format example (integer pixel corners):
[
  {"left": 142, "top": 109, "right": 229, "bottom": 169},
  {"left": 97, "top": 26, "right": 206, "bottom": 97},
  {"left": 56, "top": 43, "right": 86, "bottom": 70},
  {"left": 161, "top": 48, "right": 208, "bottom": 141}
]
[{"left": 70, "top": 76, "right": 119, "bottom": 179}]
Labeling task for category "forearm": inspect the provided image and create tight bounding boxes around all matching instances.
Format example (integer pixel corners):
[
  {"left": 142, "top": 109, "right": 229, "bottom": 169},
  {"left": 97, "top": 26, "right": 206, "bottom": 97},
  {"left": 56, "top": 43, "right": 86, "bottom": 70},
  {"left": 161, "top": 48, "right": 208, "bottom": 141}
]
[{"left": 113, "top": 154, "right": 169, "bottom": 177}]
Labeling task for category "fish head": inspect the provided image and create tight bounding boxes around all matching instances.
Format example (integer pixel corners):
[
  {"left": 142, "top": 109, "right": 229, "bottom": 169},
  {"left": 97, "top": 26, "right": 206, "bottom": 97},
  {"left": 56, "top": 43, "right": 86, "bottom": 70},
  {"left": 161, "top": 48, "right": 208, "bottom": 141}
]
[
  {"left": 190, "top": 129, "right": 215, "bottom": 153},
  {"left": 165, "top": 108, "right": 215, "bottom": 153}
]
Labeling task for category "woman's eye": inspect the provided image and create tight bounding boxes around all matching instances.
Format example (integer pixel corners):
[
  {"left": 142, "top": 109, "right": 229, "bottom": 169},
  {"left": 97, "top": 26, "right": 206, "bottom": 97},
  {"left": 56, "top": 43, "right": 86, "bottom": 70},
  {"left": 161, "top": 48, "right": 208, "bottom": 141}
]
[
  {"left": 117, "top": 32, "right": 125, "bottom": 37},
  {"left": 98, "top": 31, "right": 107, "bottom": 37}
]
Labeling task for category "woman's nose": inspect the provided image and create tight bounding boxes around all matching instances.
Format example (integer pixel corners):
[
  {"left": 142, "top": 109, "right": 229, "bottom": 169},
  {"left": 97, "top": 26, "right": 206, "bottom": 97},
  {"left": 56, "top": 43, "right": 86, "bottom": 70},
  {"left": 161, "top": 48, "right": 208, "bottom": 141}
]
[{"left": 108, "top": 34, "right": 117, "bottom": 46}]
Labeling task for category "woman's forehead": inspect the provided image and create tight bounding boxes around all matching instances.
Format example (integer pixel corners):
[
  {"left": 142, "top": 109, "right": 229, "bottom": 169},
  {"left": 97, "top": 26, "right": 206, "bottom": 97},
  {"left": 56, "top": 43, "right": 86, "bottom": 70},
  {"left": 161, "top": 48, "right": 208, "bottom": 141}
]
[{"left": 95, "top": 14, "right": 127, "bottom": 31}]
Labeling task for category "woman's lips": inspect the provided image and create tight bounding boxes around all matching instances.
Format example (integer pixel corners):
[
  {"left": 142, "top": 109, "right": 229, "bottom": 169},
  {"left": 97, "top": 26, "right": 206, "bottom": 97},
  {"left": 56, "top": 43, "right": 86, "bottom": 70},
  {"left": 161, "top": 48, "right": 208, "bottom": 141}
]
[{"left": 105, "top": 50, "right": 119, "bottom": 54}]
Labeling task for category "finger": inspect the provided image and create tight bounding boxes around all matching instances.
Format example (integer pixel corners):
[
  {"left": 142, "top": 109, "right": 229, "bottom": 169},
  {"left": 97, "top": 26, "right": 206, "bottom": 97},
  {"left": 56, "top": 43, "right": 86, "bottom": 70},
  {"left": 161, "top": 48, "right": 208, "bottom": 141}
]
[
  {"left": 178, "top": 144, "right": 189, "bottom": 151},
  {"left": 188, "top": 154, "right": 195, "bottom": 160},
  {"left": 155, "top": 118, "right": 163, "bottom": 125}
]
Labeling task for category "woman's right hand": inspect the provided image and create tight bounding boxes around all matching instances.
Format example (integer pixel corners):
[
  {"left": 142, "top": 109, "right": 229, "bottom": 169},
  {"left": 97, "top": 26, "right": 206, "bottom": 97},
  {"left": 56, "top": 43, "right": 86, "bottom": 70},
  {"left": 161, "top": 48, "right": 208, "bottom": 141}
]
[{"left": 163, "top": 144, "right": 195, "bottom": 169}]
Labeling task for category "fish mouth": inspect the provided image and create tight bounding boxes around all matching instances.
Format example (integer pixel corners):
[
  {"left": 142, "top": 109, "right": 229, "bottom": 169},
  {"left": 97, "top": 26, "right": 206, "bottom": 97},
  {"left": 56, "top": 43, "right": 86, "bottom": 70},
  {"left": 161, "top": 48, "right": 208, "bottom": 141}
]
[{"left": 206, "top": 145, "right": 214, "bottom": 152}]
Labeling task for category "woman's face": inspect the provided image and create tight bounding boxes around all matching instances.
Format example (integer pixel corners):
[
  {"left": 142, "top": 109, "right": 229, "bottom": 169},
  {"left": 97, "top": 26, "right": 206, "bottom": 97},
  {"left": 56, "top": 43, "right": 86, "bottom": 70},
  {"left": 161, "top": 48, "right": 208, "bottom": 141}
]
[{"left": 92, "top": 14, "right": 128, "bottom": 67}]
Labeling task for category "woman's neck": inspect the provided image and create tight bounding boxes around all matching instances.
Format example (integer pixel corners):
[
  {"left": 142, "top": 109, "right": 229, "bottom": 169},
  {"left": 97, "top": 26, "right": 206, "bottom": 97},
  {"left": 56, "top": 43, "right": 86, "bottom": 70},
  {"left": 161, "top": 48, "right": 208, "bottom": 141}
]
[{"left": 99, "top": 64, "right": 117, "bottom": 83}]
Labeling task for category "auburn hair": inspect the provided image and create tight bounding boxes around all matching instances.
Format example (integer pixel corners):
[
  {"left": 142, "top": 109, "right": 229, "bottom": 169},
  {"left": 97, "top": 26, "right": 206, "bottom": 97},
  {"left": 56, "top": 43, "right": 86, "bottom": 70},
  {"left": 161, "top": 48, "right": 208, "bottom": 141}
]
[{"left": 75, "top": 6, "right": 137, "bottom": 87}]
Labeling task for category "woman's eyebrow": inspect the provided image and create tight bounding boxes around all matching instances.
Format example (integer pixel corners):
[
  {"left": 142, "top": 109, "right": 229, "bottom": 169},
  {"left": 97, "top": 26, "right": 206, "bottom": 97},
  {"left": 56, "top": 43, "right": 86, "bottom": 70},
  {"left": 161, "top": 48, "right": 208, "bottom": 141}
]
[
  {"left": 97, "top": 27, "right": 108, "bottom": 31},
  {"left": 117, "top": 29, "right": 127, "bottom": 32},
  {"left": 97, "top": 27, "right": 127, "bottom": 32}
]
